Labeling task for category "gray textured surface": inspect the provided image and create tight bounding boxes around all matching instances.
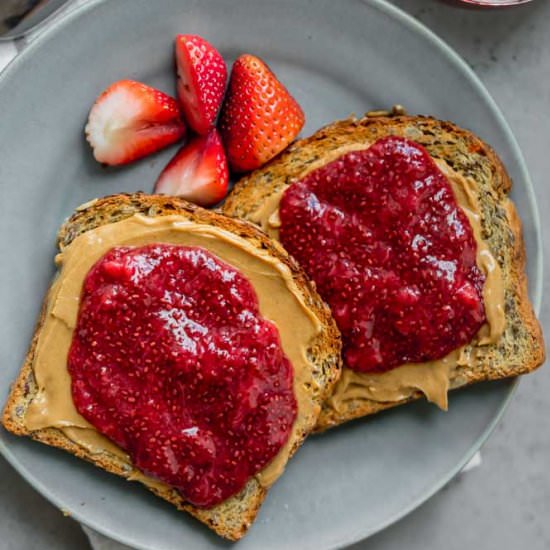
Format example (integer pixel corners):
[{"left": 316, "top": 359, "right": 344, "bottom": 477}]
[{"left": 0, "top": 0, "right": 548, "bottom": 549}]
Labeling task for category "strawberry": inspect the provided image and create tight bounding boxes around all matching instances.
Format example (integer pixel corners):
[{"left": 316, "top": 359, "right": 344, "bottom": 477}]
[
  {"left": 154, "top": 128, "right": 228, "bottom": 207},
  {"left": 85, "top": 80, "right": 186, "bottom": 166},
  {"left": 175, "top": 34, "right": 227, "bottom": 135},
  {"left": 219, "top": 54, "right": 305, "bottom": 172}
]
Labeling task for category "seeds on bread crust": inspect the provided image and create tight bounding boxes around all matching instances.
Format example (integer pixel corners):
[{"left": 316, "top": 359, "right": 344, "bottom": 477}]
[
  {"left": 1, "top": 193, "right": 342, "bottom": 539},
  {"left": 223, "top": 115, "right": 545, "bottom": 430}
]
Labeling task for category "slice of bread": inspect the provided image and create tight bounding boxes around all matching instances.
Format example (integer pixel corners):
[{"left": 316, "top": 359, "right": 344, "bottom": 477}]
[
  {"left": 2, "top": 193, "right": 341, "bottom": 540},
  {"left": 223, "top": 114, "right": 545, "bottom": 431}
]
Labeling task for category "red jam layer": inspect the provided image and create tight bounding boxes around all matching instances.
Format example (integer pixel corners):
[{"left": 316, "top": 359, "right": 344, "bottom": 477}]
[
  {"left": 68, "top": 244, "right": 297, "bottom": 507},
  {"left": 279, "top": 136, "right": 486, "bottom": 373}
]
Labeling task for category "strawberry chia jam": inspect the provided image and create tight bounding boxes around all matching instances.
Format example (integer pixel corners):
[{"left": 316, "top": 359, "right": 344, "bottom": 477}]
[
  {"left": 279, "top": 136, "right": 486, "bottom": 373},
  {"left": 68, "top": 244, "right": 297, "bottom": 507}
]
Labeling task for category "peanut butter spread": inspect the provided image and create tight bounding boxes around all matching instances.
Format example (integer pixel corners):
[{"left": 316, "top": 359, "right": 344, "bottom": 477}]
[
  {"left": 249, "top": 147, "right": 505, "bottom": 411},
  {"left": 23, "top": 214, "right": 323, "bottom": 492}
]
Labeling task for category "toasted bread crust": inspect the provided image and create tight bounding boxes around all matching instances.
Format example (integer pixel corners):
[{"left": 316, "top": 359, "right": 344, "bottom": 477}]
[
  {"left": 223, "top": 115, "right": 545, "bottom": 430},
  {"left": 2, "top": 193, "right": 342, "bottom": 540}
]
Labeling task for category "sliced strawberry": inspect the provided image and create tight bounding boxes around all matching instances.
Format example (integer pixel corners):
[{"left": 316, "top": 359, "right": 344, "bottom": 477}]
[
  {"left": 154, "top": 128, "right": 228, "bottom": 207},
  {"left": 85, "top": 80, "right": 186, "bottom": 166},
  {"left": 219, "top": 54, "right": 305, "bottom": 172},
  {"left": 175, "top": 35, "right": 227, "bottom": 135}
]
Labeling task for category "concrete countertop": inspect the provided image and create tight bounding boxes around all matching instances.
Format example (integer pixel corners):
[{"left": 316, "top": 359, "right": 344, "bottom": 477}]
[{"left": 0, "top": 1, "right": 548, "bottom": 549}]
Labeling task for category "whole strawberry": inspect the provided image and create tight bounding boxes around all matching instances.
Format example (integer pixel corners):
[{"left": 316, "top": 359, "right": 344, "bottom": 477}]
[
  {"left": 176, "top": 34, "right": 227, "bottom": 135},
  {"left": 219, "top": 54, "right": 305, "bottom": 172}
]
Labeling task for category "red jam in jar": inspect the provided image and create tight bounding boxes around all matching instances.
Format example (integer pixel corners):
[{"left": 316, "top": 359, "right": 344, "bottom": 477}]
[
  {"left": 279, "top": 136, "right": 486, "bottom": 373},
  {"left": 68, "top": 244, "right": 297, "bottom": 507}
]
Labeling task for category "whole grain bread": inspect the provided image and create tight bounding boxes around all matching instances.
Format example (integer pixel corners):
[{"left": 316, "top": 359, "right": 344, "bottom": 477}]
[
  {"left": 223, "top": 114, "right": 545, "bottom": 431},
  {"left": 1, "top": 193, "right": 342, "bottom": 540}
]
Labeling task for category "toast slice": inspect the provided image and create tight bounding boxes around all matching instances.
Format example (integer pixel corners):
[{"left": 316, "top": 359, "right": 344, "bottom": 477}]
[
  {"left": 2, "top": 193, "right": 341, "bottom": 540},
  {"left": 223, "top": 114, "right": 545, "bottom": 431}
]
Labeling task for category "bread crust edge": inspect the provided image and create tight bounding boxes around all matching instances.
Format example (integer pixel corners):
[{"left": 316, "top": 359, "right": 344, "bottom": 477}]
[
  {"left": 2, "top": 193, "right": 343, "bottom": 540},
  {"left": 223, "top": 114, "right": 545, "bottom": 431}
]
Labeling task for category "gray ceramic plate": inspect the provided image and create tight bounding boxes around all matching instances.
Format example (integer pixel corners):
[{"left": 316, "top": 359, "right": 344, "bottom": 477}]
[{"left": 0, "top": 1, "right": 542, "bottom": 549}]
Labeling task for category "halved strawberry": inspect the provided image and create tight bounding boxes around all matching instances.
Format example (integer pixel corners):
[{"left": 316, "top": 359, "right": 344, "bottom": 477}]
[
  {"left": 175, "top": 35, "right": 227, "bottom": 135},
  {"left": 219, "top": 54, "right": 305, "bottom": 172},
  {"left": 85, "top": 80, "right": 186, "bottom": 166},
  {"left": 154, "top": 128, "right": 228, "bottom": 207}
]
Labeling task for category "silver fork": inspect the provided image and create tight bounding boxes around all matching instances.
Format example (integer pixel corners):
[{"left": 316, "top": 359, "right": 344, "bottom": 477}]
[{"left": 0, "top": 0, "right": 72, "bottom": 41}]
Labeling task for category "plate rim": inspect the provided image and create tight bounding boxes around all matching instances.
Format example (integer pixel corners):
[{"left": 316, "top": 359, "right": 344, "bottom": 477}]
[{"left": 0, "top": 0, "right": 543, "bottom": 548}]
